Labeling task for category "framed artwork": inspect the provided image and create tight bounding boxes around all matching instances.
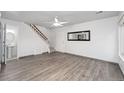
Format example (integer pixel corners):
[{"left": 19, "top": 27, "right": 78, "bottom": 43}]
[{"left": 67, "top": 30, "right": 90, "bottom": 41}]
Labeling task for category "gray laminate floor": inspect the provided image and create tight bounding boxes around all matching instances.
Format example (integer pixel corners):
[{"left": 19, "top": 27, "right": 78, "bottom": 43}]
[{"left": 0, "top": 52, "right": 123, "bottom": 81}]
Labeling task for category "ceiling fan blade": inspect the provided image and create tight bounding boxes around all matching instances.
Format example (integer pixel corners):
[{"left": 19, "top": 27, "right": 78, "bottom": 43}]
[
  {"left": 59, "top": 22, "right": 68, "bottom": 24},
  {"left": 42, "top": 16, "right": 68, "bottom": 27},
  {"left": 58, "top": 24, "right": 63, "bottom": 26}
]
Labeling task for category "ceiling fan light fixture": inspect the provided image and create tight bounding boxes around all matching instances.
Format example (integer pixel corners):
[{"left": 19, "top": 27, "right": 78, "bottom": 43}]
[{"left": 53, "top": 23, "right": 63, "bottom": 27}]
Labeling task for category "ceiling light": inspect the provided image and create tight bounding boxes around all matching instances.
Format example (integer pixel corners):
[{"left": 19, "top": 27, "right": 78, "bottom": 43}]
[{"left": 53, "top": 23, "right": 63, "bottom": 27}]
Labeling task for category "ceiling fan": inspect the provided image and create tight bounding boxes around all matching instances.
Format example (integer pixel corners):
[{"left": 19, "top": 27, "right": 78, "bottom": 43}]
[{"left": 50, "top": 16, "right": 68, "bottom": 27}]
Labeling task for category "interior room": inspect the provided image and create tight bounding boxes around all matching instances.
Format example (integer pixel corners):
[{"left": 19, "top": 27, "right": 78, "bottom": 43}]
[{"left": 0, "top": 11, "right": 124, "bottom": 81}]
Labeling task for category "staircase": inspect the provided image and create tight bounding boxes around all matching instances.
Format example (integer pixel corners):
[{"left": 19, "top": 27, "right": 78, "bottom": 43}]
[{"left": 28, "top": 24, "right": 55, "bottom": 53}]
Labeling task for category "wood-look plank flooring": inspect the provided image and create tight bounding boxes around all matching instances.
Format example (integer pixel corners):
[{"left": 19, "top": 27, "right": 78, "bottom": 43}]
[{"left": 0, "top": 52, "right": 124, "bottom": 81}]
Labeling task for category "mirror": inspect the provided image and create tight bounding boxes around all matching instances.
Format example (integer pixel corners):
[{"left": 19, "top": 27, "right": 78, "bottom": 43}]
[
  {"left": 67, "top": 30, "right": 90, "bottom": 41},
  {"left": 6, "top": 32, "right": 15, "bottom": 46}
]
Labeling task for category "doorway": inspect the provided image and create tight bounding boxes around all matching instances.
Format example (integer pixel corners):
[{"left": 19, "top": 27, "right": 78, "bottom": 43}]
[
  {"left": 6, "top": 24, "right": 18, "bottom": 61},
  {"left": 0, "top": 23, "right": 18, "bottom": 65}
]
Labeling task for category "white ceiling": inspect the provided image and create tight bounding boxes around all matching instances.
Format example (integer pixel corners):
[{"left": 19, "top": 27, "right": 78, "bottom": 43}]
[{"left": 1, "top": 11, "right": 120, "bottom": 29}]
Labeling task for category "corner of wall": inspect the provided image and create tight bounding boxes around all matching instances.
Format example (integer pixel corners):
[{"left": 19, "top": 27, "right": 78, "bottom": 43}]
[{"left": 119, "top": 61, "right": 124, "bottom": 75}]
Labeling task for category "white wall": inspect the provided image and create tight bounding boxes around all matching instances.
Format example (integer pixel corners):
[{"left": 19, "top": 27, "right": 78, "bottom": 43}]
[
  {"left": 118, "top": 11, "right": 124, "bottom": 74},
  {"left": 0, "top": 18, "right": 50, "bottom": 58},
  {"left": 18, "top": 23, "right": 50, "bottom": 57},
  {"left": 52, "top": 16, "right": 119, "bottom": 63},
  {"left": 119, "top": 26, "right": 124, "bottom": 74},
  {"left": 49, "top": 29, "right": 56, "bottom": 48},
  {"left": 119, "top": 26, "right": 124, "bottom": 54}
]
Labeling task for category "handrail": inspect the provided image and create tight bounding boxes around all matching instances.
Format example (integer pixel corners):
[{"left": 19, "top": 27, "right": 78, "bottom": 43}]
[
  {"left": 32, "top": 24, "right": 48, "bottom": 40},
  {"left": 27, "top": 23, "right": 52, "bottom": 53},
  {"left": 29, "top": 24, "right": 48, "bottom": 40}
]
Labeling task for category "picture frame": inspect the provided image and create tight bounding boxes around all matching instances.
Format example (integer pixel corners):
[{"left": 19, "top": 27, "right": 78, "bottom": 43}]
[{"left": 67, "top": 30, "right": 90, "bottom": 41}]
